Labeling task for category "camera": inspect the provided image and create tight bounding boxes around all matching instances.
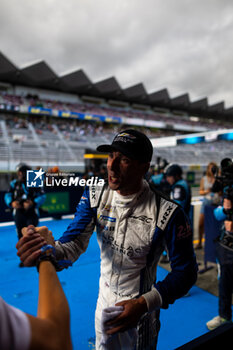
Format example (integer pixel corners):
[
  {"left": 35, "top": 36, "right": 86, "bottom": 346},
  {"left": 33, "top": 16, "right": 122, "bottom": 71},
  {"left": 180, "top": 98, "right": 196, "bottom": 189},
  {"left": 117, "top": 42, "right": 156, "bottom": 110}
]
[
  {"left": 17, "top": 194, "right": 27, "bottom": 206},
  {"left": 14, "top": 187, "right": 28, "bottom": 206},
  {"left": 212, "top": 158, "right": 233, "bottom": 203}
]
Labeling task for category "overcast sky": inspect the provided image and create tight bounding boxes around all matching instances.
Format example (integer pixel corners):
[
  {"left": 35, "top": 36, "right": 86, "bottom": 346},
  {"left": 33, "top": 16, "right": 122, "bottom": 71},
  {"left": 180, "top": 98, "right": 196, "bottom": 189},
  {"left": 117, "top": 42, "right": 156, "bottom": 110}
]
[{"left": 1, "top": 0, "right": 233, "bottom": 108}]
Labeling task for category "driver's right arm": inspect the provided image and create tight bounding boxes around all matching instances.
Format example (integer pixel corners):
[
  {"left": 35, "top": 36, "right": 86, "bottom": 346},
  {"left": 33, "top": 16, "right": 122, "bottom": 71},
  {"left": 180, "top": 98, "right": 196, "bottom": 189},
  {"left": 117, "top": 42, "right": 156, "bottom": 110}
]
[{"left": 16, "top": 187, "right": 96, "bottom": 266}]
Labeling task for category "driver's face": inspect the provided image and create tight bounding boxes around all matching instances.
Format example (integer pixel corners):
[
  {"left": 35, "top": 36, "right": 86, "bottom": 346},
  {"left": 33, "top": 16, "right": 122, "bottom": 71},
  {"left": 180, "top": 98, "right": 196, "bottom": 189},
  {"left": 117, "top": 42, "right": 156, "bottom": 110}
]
[{"left": 107, "top": 151, "right": 148, "bottom": 196}]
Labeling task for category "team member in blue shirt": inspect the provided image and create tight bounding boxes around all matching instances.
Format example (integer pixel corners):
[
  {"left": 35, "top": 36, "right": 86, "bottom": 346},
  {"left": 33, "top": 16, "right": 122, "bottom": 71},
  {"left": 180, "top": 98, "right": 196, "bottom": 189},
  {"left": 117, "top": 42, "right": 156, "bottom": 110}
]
[{"left": 165, "top": 164, "right": 191, "bottom": 216}]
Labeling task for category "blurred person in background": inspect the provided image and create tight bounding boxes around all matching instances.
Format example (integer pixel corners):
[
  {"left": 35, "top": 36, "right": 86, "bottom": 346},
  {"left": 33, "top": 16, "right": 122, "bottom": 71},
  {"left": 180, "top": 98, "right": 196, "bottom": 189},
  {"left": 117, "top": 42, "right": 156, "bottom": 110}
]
[
  {"left": 150, "top": 158, "right": 171, "bottom": 196},
  {"left": 196, "top": 162, "right": 219, "bottom": 249},
  {"left": 165, "top": 164, "right": 191, "bottom": 217},
  {"left": 4, "top": 164, "right": 46, "bottom": 242}
]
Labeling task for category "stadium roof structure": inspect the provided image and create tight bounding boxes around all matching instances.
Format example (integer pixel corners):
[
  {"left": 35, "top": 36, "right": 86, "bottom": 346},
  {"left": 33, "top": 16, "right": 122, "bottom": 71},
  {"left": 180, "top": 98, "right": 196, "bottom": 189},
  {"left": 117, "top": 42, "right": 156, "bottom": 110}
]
[
  {"left": 171, "top": 93, "right": 190, "bottom": 109},
  {"left": 60, "top": 69, "right": 96, "bottom": 94},
  {"left": 94, "top": 77, "right": 122, "bottom": 97},
  {"left": 0, "top": 51, "right": 232, "bottom": 121},
  {"left": 190, "top": 98, "right": 208, "bottom": 113},
  {"left": 123, "top": 83, "right": 148, "bottom": 102}
]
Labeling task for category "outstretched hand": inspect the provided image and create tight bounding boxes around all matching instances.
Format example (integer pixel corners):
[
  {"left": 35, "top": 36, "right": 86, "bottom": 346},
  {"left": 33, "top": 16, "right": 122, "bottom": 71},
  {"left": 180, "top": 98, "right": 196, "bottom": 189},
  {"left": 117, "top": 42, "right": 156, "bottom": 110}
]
[
  {"left": 105, "top": 297, "right": 147, "bottom": 335},
  {"left": 16, "top": 225, "right": 55, "bottom": 266},
  {"left": 22, "top": 225, "right": 55, "bottom": 246}
]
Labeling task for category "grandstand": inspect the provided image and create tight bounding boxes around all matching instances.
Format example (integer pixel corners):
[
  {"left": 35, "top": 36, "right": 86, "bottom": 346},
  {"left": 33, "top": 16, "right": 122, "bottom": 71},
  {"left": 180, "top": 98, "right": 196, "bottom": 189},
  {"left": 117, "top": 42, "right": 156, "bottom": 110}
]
[
  {"left": 0, "top": 114, "right": 113, "bottom": 171},
  {"left": 1, "top": 52, "right": 233, "bottom": 350},
  {"left": 0, "top": 51, "right": 233, "bottom": 173}
]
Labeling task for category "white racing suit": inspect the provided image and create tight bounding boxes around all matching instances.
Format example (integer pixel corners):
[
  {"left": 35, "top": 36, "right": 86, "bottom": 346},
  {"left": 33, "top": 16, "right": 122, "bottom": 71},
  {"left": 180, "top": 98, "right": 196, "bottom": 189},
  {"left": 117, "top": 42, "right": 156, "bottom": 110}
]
[{"left": 55, "top": 180, "right": 197, "bottom": 350}]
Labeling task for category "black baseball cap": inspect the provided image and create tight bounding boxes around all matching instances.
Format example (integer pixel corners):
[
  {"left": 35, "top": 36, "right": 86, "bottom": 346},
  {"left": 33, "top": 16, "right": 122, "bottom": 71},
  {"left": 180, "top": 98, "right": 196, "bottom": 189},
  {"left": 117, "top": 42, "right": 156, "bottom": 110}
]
[
  {"left": 165, "top": 164, "right": 182, "bottom": 177},
  {"left": 16, "top": 163, "right": 31, "bottom": 174},
  {"left": 96, "top": 129, "right": 153, "bottom": 163}
]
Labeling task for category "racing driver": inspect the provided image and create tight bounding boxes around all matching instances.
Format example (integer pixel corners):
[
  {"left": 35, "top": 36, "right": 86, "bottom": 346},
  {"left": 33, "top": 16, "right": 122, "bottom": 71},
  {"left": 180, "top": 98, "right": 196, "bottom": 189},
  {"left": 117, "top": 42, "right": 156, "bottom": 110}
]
[{"left": 17, "top": 129, "right": 198, "bottom": 350}]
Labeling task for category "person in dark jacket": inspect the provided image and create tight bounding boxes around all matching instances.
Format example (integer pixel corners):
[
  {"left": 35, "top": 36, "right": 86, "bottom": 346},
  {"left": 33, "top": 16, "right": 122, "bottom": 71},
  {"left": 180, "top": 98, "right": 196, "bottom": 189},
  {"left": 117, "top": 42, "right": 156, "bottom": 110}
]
[
  {"left": 4, "top": 164, "right": 46, "bottom": 240},
  {"left": 165, "top": 164, "right": 191, "bottom": 216}
]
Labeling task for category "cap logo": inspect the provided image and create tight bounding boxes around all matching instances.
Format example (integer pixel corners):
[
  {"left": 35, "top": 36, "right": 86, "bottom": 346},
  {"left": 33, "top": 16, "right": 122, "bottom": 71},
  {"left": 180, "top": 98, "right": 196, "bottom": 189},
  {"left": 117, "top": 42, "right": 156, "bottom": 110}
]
[{"left": 114, "top": 133, "right": 136, "bottom": 143}]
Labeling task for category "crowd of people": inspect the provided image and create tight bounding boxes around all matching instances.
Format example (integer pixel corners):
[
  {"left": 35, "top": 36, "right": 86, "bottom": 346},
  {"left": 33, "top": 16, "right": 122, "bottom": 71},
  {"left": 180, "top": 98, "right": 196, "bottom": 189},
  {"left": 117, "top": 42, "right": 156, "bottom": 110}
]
[
  {"left": 1, "top": 129, "right": 233, "bottom": 349},
  {"left": 2, "top": 91, "right": 232, "bottom": 131},
  {"left": 3, "top": 114, "right": 164, "bottom": 143}
]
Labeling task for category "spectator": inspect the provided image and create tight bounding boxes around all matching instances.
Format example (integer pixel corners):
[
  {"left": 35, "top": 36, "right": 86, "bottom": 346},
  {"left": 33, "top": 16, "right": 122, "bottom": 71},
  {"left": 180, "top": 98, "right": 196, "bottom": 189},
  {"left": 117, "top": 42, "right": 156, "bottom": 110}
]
[
  {"left": 196, "top": 162, "right": 218, "bottom": 249},
  {"left": 4, "top": 164, "right": 46, "bottom": 243}
]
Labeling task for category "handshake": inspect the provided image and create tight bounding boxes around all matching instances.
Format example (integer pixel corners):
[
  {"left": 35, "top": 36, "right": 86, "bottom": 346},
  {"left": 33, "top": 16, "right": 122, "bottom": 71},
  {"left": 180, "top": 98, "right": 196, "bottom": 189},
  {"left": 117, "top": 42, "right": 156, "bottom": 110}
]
[{"left": 17, "top": 225, "right": 55, "bottom": 267}]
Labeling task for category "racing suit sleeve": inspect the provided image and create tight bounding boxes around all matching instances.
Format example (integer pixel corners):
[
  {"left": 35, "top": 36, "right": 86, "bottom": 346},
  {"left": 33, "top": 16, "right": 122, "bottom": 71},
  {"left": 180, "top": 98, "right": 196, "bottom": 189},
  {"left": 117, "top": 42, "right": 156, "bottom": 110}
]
[
  {"left": 153, "top": 207, "right": 197, "bottom": 310},
  {"left": 55, "top": 187, "right": 96, "bottom": 263}
]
